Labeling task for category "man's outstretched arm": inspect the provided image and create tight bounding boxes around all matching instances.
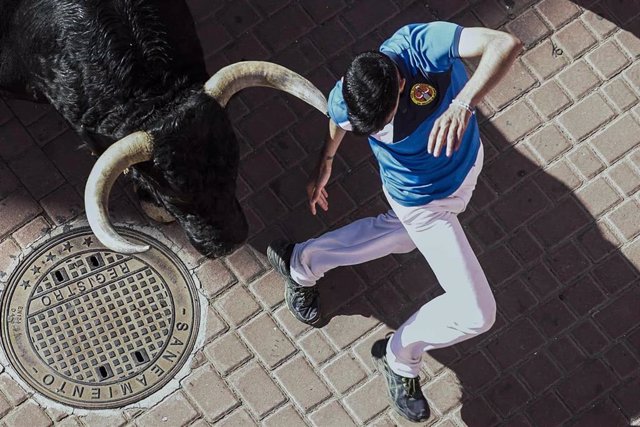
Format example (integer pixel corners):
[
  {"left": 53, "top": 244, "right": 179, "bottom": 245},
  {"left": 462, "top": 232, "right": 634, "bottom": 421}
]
[
  {"left": 307, "top": 119, "right": 346, "bottom": 215},
  {"left": 428, "top": 28, "right": 523, "bottom": 157}
]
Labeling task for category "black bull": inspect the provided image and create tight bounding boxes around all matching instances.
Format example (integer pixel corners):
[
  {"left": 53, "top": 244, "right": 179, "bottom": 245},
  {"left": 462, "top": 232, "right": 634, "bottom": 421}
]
[{"left": 0, "top": 0, "right": 319, "bottom": 257}]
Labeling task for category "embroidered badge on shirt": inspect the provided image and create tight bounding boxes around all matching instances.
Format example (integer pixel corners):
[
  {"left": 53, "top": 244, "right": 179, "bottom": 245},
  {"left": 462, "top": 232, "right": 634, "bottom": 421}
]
[{"left": 410, "top": 83, "right": 437, "bottom": 106}]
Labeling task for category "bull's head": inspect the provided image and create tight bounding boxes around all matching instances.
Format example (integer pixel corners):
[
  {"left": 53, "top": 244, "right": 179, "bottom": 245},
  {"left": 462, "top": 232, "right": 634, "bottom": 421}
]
[{"left": 84, "top": 62, "right": 327, "bottom": 257}]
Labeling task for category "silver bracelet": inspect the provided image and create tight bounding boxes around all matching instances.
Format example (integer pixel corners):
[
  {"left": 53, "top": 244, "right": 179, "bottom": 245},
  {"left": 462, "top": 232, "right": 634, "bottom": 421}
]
[{"left": 451, "top": 99, "right": 475, "bottom": 115}]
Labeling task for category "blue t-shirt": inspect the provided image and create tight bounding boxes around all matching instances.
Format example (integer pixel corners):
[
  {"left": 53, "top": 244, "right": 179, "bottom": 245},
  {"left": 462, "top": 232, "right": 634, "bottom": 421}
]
[{"left": 328, "top": 22, "right": 481, "bottom": 207}]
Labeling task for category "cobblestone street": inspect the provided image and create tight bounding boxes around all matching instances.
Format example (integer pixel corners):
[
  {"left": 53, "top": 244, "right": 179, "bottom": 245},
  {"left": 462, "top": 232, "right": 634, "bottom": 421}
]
[{"left": 0, "top": 0, "right": 639, "bottom": 425}]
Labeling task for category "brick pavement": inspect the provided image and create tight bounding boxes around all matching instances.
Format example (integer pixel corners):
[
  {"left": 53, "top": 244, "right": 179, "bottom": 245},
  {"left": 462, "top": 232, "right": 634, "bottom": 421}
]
[{"left": 1, "top": 0, "right": 639, "bottom": 425}]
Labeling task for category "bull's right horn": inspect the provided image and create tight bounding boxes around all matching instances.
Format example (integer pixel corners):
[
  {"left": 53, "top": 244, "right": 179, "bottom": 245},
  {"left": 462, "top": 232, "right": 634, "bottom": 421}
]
[
  {"left": 84, "top": 131, "right": 153, "bottom": 254},
  {"left": 204, "top": 61, "right": 328, "bottom": 114}
]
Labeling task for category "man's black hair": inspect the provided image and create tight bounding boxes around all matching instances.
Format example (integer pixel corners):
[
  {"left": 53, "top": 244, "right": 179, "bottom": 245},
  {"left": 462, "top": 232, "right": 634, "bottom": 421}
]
[{"left": 342, "top": 51, "right": 399, "bottom": 136}]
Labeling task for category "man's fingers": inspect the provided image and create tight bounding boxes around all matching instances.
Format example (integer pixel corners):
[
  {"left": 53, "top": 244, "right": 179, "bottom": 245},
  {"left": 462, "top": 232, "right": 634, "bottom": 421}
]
[
  {"left": 433, "top": 122, "right": 449, "bottom": 157},
  {"left": 446, "top": 123, "right": 457, "bottom": 157},
  {"left": 427, "top": 120, "right": 440, "bottom": 154}
]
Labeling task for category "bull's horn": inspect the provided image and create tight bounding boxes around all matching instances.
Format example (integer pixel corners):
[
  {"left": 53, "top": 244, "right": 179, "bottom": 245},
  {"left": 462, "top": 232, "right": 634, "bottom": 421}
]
[
  {"left": 204, "top": 61, "right": 328, "bottom": 114},
  {"left": 85, "top": 131, "right": 153, "bottom": 253}
]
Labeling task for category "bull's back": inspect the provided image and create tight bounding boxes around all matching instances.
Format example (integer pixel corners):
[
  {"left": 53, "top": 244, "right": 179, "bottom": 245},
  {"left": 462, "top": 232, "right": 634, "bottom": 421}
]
[{"left": 0, "top": 0, "right": 207, "bottom": 121}]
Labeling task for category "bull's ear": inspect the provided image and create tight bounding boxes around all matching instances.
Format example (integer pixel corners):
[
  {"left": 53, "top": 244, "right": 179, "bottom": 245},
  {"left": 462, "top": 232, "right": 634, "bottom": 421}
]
[
  {"left": 204, "top": 61, "right": 328, "bottom": 115},
  {"left": 85, "top": 131, "right": 154, "bottom": 253}
]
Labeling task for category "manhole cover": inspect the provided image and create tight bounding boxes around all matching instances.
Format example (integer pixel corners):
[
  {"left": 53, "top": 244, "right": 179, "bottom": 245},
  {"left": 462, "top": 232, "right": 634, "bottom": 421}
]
[{"left": 1, "top": 227, "right": 200, "bottom": 409}]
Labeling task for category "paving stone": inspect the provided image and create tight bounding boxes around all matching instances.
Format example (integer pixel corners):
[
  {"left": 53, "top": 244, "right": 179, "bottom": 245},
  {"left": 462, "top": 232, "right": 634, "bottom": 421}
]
[
  {"left": 486, "top": 100, "right": 542, "bottom": 143},
  {"left": 517, "top": 351, "right": 562, "bottom": 395},
  {"left": 576, "top": 177, "right": 622, "bottom": 217},
  {"left": 602, "top": 78, "right": 638, "bottom": 112},
  {"left": 486, "top": 60, "right": 536, "bottom": 110},
  {"left": 486, "top": 318, "right": 545, "bottom": 370},
  {"left": 321, "top": 352, "right": 368, "bottom": 395},
  {"left": 528, "top": 80, "right": 572, "bottom": 119},
  {"left": 591, "top": 114, "right": 640, "bottom": 163},
  {"left": 203, "top": 332, "right": 252, "bottom": 376},
  {"left": 623, "top": 61, "right": 640, "bottom": 89},
  {"left": 485, "top": 374, "right": 530, "bottom": 417},
  {"left": 309, "top": 401, "right": 357, "bottom": 427},
  {"left": 55, "top": 417, "right": 83, "bottom": 427},
  {"left": 0, "top": 238, "right": 22, "bottom": 282},
  {"left": 136, "top": 392, "right": 198, "bottom": 427},
  {"left": 0, "top": 393, "right": 10, "bottom": 419},
  {"left": 495, "top": 278, "right": 537, "bottom": 321},
  {"left": 572, "top": 320, "right": 609, "bottom": 355},
  {"left": 604, "top": 343, "right": 639, "bottom": 379},
  {"left": 557, "top": 93, "right": 615, "bottom": 141},
  {"left": 214, "top": 285, "right": 261, "bottom": 327},
  {"left": 300, "top": 0, "right": 346, "bottom": 24},
  {"left": 343, "top": 376, "right": 390, "bottom": 424},
  {"left": 523, "top": 39, "right": 571, "bottom": 79},
  {"left": 473, "top": 0, "right": 509, "bottom": 28},
  {"left": 505, "top": 9, "right": 550, "bottom": 48},
  {"left": 617, "top": 28, "right": 640, "bottom": 58},
  {"left": 0, "top": 375, "right": 28, "bottom": 407},
  {"left": 196, "top": 258, "right": 237, "bottom": 298},
  {"left": 8, "top": 147, "right": 64, "bottom": 200},
  {"left": 27, "top": 109, "right": 68, "bottom": 147},
  {"left": 274, "top": 355, "right": 332, "bottom": 411},
  {"left": 202, "top": 305, "right": 228, "bottom": 344},
  {"left": 322, "top": 300, "right": 381, "bottom": 349},
  {"left": 225, "top": 246, "right": 264, "bottom": 283},
  {"left": 608, "top": 199, "right": 640, "bottom": 240},
  {"left": 581, "top": 6, "right": 618, "bottom": 39},
  {"left": 248, "top": 270, "right": 285, "bottom": 309},
  {"left": 184, "top": 365, "right": 239, "bottom": 421},
  {"left": 526, "top": 392, "right": 571, "bottom": 426},
  {"left": 39, "top": 183, "right": 83, "bottom": 225},
  {"left": 79, "top": 413, "right": 127, "bottom": 427},
  {"left": 214, "top": 408, "right": 257, "bottom": 426},
  {"left": 0, "top": 119, "right": 37, "bottom": 161},
  {"left": 557, "top": 60, "right": 601, "bottom": 99},
  {"left": 609, "top": 160, "right": 640, "bottom": 196},
  {"left": 426, "top": 371, "right": 462, "bottom": 415},
  {"left": 273, "top": 304, "right": 311, "bottom": 338},
  {"left": 553, "top": 20, "right": 597, "bottom": 59},
  {"left": 592, "top": 252, "right": 638, "bottom": 295},
  {"left": 297, "top": 330, "right": 336, "bottom": 366},
  {"left": 228, "top": 361, "right": 286, "bottom": 419},
  {"left": 0, "top": 190, "right": 41, "bottom": 238},
  {"left": 239, "top": 312, "right": 296, "bottom": 369},
  {"left": 530, "top": 296, "right": 578, "bottom": 337},
  {"left": 587, "top": 40, "right": 632, "bottom": 80},
  {"left": 535, "top": 159, "right": 582, "bottom": 201},
  {"left": 528, "top": 124, "right": 572, "bottom": 163},
  {"left": 535, "top": 0, "right": 580, "bottom": 29},
  {"left": 576, "top": 220, "right": 620, "bottom": 262},
  {"left": 253, "top": 4, "right": 314, "bottom": 52},
  {"left": 568, "top": 144, "right": 606, "bottom": 179},
  {"left": 3, "top": 401, "right": 52, "bottom": 427},
  {"left": 531, "top": 197, "right": 591, "bottom": 247},
  {"left": 556, "top": 359, "right": 617, "bottom": 411},
  {"left": 262, "top": 405, "right": 306, "bottom": 427}
]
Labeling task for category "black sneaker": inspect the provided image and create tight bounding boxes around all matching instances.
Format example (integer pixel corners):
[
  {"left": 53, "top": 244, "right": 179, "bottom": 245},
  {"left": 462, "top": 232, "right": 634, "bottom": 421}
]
[
  {"left": 371, "top": 337, "right": 430, "bottom": 423},
  {"left": 267, "top": 239, "right": 321, "bottom": 325}
]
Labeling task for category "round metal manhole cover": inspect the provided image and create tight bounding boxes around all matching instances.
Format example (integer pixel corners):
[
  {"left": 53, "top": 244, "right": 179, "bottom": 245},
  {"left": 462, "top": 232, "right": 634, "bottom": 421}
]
[{"left": 1, "top": 227, "right": 200, "bottom": 409}]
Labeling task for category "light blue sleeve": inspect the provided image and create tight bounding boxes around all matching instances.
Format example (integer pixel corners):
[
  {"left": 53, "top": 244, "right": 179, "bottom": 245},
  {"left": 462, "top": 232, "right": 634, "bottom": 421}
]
[
  {"left": 327, "top": 80, "right": 352, "bottom": 130},
  {"left": 380, "top": 22, "right": 463, "bottom": 73}
]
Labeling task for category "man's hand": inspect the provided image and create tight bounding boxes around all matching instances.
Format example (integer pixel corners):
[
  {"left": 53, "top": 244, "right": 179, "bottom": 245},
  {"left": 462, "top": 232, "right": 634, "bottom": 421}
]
[
  {"left": 427, "top": 104, "right": 472, "bottom": 157},
  {"left": 306, "top": 159, "right": 332, "bottom": 215}
]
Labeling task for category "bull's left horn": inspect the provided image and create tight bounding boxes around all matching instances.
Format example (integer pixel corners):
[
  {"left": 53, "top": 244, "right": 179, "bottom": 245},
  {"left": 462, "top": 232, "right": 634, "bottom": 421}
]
[
  {"left": 204, "top": 61, "right": 328, "bottom": 114},
  {"left": 85, "top": 131, "right": 153, "bottom": 253}
]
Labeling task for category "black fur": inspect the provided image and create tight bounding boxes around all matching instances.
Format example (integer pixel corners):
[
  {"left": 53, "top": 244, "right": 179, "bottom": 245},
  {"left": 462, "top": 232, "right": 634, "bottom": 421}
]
[{"left": 0, "top": 0, "right": 247, "bottom": 257}]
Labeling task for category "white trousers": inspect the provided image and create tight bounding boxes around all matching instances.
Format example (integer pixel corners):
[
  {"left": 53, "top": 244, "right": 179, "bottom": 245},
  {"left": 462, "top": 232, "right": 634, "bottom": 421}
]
[{"left": 290, "top": 145, "right": 496, "bottom": 377}]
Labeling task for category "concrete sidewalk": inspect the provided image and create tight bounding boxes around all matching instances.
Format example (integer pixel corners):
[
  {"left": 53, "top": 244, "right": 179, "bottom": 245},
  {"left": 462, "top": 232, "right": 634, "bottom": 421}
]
[{"left": 0, "top": 0, "right": 639, "bottom": 425}]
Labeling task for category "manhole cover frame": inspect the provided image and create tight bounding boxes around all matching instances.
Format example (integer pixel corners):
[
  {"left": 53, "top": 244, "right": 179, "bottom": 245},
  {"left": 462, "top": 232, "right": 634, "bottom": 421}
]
[{"left": 1, "top": 226, "right": 202, "bottom": 409}]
